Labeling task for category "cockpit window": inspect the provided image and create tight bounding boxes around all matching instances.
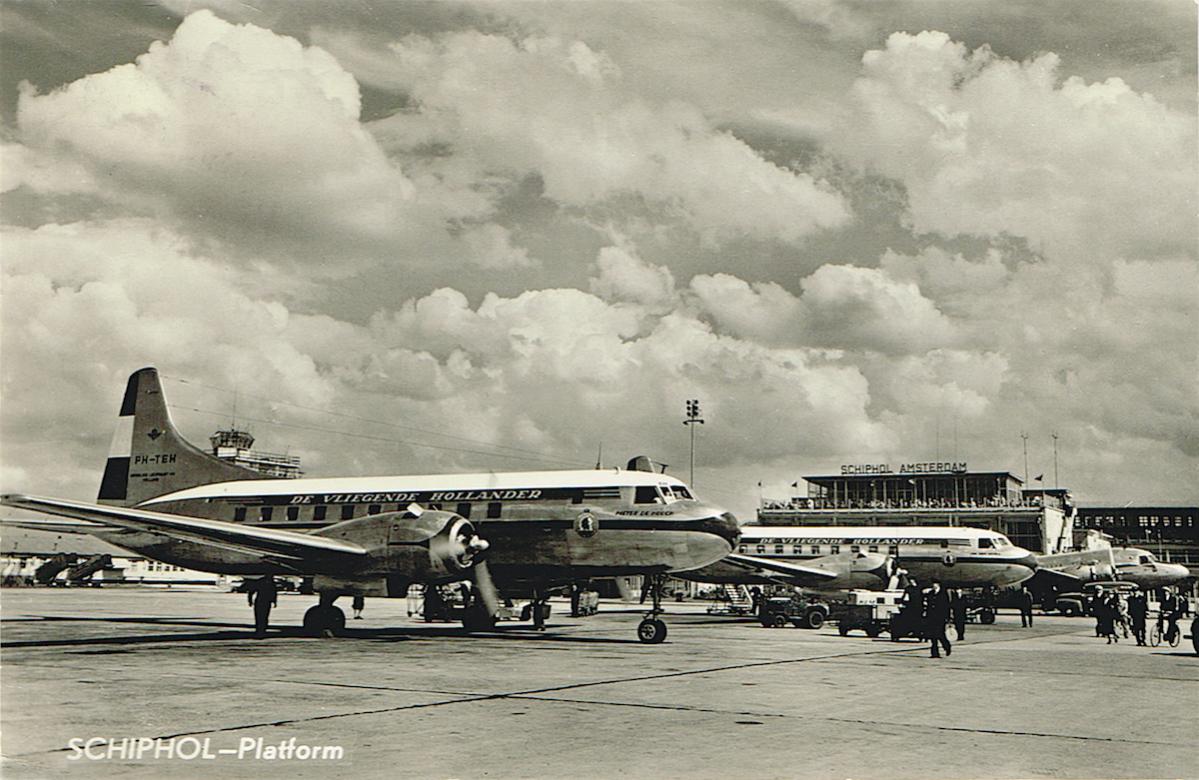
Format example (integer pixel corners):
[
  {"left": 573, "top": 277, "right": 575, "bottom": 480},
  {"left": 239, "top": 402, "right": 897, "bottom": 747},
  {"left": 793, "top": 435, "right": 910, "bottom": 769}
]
[
  {"left": 634, "top": 486, "right": 660, "bottom": 504},
  {"left": 673, "top": 486, "right": 694, "bottom": 500},
  {"left": 978, "top": 538, "right": 993, "bottom": 549},
  {"left": 1139, "top": 555, "right": 1152, "bottom": 565}
]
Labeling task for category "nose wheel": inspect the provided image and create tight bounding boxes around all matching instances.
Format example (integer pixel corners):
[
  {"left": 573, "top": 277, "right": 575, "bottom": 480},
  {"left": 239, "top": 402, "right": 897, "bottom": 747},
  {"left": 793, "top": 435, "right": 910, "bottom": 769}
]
[
  {"left": 637, "top": 617, "right": 667, "bottom": 644},
  {"left": 303, "top": 593, "right": 346, "bottom": 637},
  {"left": 637, "top": 574, "right": 669, "bottom": 644}
]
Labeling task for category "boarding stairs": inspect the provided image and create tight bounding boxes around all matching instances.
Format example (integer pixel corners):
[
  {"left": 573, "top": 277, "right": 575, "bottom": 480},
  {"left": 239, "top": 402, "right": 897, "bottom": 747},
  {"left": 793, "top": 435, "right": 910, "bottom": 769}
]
[
  {"left": 707, "top": 584, "right": 755, "bottom": 616},
  {"left": 66, "top": 554, "right": 113, "bottom": 583},
  {"left": 34, "top": 554, "right": 78, "bottom": 585}
]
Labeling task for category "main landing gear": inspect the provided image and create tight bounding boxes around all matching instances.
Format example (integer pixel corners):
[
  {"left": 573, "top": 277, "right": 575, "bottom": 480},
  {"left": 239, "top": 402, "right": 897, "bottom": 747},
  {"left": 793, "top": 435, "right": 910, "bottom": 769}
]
[
  {"left": 637, "top": 574, "right": 669, "bottom": 644},
  {"left": 303, "top": 592, "right": 346, "bottom": 637}
]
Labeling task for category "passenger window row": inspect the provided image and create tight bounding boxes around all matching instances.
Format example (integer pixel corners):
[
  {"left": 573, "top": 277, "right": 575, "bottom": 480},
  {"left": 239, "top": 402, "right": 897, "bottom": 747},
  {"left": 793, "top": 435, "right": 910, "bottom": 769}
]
[{"left": 233, "top": 501, "right": 501, "bottom": 523}]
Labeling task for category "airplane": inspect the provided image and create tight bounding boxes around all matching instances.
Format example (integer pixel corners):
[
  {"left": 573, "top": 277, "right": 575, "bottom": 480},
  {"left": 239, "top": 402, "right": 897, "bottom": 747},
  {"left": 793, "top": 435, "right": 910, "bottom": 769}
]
[
  {"left": 1, "top": 367, "right": 741, "bottom": 644},
  {"left": 1034, "top": 546, "right": 1191, "bottom": 593},
  {"left": 684, "top": 524, "right": 1039, "bottom": 592}
]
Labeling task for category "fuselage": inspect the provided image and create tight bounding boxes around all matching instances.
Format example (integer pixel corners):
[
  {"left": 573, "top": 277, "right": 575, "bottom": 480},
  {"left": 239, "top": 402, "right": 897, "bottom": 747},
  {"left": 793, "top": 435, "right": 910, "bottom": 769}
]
[
  {"left": 732, "top": 525, "right": 1038, "bottom": 588},
  {"left": 99, "top": 469, "right": 740, "bottom": 583},
  {"left": 1111, "top": 547, "right": 1191, "bottom": 590}
]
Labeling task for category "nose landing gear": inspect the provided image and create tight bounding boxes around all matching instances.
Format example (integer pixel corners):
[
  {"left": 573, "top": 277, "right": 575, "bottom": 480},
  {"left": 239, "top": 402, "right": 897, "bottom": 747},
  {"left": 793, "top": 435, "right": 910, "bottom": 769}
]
[
  {"left": 303, "top": 592, "right": 346, "bottom": 637},
  {"left": 637, "top": 574, "right": 669, "bottom": 644}
]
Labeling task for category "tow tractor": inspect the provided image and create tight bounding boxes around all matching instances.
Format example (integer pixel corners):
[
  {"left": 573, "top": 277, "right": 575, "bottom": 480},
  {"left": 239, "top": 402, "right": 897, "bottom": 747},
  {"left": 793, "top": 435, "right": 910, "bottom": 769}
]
[{"left": 759, "top": 594, "right": 830, "bottom": 629}]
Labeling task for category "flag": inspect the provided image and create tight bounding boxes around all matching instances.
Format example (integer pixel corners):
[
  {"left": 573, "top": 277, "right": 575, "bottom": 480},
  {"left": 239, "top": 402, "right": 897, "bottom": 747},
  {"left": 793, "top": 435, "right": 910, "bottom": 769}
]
[{"left": 1034, "top": 474, "right": 1044, "bottom": 481}]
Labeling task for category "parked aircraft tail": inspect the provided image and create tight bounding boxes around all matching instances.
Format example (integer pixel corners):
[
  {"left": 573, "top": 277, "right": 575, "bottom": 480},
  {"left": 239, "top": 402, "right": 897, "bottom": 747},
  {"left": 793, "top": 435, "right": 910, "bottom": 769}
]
[{"left": 98, "top": 367, "right": 268, "bottom": 507}]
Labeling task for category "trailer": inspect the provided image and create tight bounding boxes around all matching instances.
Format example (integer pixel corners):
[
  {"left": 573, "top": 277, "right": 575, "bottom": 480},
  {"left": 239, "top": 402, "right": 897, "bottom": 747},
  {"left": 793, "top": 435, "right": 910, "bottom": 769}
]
[{"left": 834, "top": 590, "right": 904, "bottom": 638}]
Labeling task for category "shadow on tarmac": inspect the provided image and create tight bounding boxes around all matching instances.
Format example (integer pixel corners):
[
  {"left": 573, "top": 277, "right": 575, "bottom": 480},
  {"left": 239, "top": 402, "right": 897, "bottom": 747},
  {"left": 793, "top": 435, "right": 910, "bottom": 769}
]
[{"left": 0, "top": 615, "right": 636, "bottom": 648}]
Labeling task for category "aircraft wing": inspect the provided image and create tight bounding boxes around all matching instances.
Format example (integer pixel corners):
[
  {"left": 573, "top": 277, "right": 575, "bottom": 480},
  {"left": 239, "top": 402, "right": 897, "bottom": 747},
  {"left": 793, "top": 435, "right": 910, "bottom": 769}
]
[
  {"left": 0, "top": 516, "right": 117, "bottom": 534},
  {"left": 723, "top": 553, "right": 840, "bottom": 583},
  {"left": 0, "top": 494, "right": 367, "bottom": 563}
]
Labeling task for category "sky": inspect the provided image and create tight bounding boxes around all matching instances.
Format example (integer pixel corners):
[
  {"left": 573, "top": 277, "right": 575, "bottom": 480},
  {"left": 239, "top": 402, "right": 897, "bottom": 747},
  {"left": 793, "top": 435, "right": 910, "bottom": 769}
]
[{"left": 1, "top": 0, "right": 1195, "bottom": 520}]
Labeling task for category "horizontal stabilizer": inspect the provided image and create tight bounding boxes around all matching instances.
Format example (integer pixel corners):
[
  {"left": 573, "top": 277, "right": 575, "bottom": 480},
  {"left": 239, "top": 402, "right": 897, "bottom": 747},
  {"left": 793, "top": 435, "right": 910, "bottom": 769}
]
[{"left": 0, "top": 494, "right": 367, "bottom": 562}]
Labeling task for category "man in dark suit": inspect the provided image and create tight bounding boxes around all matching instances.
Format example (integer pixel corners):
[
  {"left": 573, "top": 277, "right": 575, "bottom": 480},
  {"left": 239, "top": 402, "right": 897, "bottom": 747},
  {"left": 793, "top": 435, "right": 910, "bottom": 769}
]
[
  {"left": 924, "top": 579, "right": 952, "bottom": 658},
  {"left": 247, "top": 576, "right": 278, "bottom": 637}
]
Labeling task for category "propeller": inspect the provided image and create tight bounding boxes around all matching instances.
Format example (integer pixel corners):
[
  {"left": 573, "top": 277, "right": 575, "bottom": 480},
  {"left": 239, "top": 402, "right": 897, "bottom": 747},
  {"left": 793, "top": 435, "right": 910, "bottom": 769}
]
[{"left": 470, "top": 558, "right": 502, "bottom": 618}]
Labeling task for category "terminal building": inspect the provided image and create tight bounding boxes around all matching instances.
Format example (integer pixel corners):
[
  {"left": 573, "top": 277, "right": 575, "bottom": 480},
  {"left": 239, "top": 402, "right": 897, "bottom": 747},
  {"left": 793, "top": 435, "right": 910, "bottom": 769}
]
[{"left": 758, "top": 462, "right": 1075, "bottom": 554}]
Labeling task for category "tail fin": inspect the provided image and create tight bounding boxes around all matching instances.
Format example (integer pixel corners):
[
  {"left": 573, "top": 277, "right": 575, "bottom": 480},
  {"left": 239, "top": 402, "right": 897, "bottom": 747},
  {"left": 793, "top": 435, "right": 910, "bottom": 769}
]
[{"left": 98, "top": 368, "right": 269, "bottom": 506}]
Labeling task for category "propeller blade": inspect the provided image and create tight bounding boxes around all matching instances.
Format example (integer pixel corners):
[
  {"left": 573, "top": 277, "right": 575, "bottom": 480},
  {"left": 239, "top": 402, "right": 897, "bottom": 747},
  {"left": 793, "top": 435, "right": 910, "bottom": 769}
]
[{"left": 471, "top": 559, "right": 502, "bottom": 618}]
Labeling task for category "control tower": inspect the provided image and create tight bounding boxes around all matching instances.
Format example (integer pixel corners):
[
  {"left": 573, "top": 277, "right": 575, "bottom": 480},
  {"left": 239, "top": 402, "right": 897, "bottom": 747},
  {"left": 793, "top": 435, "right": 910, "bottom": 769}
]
[{"left": 209, "top": 428, "right": 302, "bottom": 479}]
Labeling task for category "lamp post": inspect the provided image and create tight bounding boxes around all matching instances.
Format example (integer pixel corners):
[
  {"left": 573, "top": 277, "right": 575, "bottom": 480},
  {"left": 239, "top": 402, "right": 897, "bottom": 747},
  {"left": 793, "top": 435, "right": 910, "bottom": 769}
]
[
  {"left": 684, "top": 399, "right": 704, "bottom": 487},
  {"left": 1020, "top": 432, "right": 1029, "bottom": 485}
]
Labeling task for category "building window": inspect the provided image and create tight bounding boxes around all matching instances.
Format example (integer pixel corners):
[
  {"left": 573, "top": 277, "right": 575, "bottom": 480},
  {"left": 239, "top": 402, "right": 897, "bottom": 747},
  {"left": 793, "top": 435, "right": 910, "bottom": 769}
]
[
  {"left": 286, "top": 506, "right": 299, "bottom": 522},
  {"left": 234, "top": 507, "right": 246, "bottom": 522},
  {"left": 313, "top": 506, "right": 327, "bottom": 522},
  {"left": 487, "top": 502, "right": 502, "bottom": 519},
  {"left": 260, "top": 507, "right": 272, "bottom": 522},
  {"left": 341, "top": 505, "right": 355, "bottom": 521}
]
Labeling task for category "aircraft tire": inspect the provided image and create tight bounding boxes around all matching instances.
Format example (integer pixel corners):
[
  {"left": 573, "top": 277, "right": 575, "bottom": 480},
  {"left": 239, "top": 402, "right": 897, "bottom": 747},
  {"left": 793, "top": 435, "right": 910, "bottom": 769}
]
[
  {"left": 979, "top": 608, "right": 996, "bottom": 625},
  {"left": 462, "top": 605, "right": 497, "bottom": 633},
  {"left": 303, "top": 605, "right": 345, "bottom": 637},
  {"left": 637, "top": 618, "right": 667, "bottom": 644},
  {"left": 866, "top": 625, "right": 881, "bottom": 638}
]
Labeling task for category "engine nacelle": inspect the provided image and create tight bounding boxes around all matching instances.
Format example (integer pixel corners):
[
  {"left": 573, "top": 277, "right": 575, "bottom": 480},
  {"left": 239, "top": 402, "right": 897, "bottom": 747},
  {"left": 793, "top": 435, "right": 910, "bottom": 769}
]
[{"left": 312, "top": 509, "right": 488, "bottom": 582}]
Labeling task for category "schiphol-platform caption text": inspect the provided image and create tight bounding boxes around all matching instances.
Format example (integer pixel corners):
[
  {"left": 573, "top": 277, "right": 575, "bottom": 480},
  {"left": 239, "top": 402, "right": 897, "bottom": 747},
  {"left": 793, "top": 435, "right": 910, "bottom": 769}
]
[{"left": 67, "top": 736, "right": 345, "bottom": 762}]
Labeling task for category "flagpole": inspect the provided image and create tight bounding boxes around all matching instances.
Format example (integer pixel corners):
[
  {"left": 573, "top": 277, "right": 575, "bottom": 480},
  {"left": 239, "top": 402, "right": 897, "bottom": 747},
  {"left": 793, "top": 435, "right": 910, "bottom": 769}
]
[{"left": 1051, "top": 432, "right": 1059, "bottom": 489}]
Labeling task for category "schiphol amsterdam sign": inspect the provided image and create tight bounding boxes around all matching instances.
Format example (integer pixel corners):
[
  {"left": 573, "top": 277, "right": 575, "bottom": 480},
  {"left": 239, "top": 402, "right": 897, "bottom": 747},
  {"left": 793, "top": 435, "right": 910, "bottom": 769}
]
[{"left": 840, "top": 462, "right": 968, "bottom": 475}]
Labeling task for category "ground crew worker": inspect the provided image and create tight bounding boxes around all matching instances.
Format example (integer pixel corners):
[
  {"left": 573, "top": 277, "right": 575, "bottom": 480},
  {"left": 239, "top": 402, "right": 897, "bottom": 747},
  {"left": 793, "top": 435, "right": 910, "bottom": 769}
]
[
  {"left": 1018, "top": 586, "right": 1035, "bottom": 627},
  {"left": 352, "top": 594, "right": 365, "bottom": 619},
  {"left": 247, "top": 576, "right": 278, "bottom": 636},
  {"left": 950, "top": 589, "right": 968, "bottom": 641},
  {"left": 924, "top": 579, "right": 952, "bottom": 658},
  {"left": 1128, "top": 591, "right": 1148, "bottom": 646}
]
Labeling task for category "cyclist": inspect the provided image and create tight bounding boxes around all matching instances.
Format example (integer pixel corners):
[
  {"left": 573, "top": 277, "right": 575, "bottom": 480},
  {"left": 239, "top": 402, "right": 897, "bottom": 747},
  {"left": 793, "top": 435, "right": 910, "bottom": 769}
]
[{"left": 1158, "top": 587, "right": 1183, "bottom": 645}]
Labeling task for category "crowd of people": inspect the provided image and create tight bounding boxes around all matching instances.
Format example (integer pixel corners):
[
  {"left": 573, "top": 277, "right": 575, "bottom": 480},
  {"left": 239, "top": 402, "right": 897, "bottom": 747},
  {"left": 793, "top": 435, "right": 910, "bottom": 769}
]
[
  {"left": 764, "top": 495, "right": 1056, "bottom": 511},
  {"left": 1092, "top": 585, "right": 1188, "bottom": 646}
]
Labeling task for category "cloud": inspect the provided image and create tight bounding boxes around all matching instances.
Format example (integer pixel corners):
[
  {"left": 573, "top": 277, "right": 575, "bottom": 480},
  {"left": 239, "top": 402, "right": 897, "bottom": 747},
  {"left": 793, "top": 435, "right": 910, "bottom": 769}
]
[
  {"left": 13, "top": 10, "right": 421, "bottom": 269},
  {"left": 796, "top": 263, "right": 956, "bottom": 356},
  {"left": 373, "top": 30, "right": 851, "bottom": 243},
  {"left": 589, "top": 245, "right": 676, "bottom": 308},
  {"left": 689, "top": 274, "right": 804, "bottom": 346},
  {"left": 831, "top": 30, "right": 1196, "bottom": 260}
]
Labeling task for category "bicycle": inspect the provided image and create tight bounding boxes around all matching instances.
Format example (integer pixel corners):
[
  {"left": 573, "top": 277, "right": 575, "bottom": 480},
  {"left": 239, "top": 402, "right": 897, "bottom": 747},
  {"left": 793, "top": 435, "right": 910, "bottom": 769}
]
[{"left": 1150, "top": 618, "right": 1182, "bottom": 648}]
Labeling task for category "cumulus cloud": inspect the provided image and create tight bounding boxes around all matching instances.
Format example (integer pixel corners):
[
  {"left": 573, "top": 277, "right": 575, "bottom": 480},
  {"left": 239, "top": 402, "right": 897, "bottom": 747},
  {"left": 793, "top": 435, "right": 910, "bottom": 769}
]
[
  {"left": 689, "top": 274, "right": 805, "bottom": 346},
  {"left": 13, "top": 10, "right": 420, "bottom": 268},
  {"left": 589, "top": 245, "right": 676, "bottom": 308},
  {"left": 831, "top": 30, "right": 1196, "bottom": 260},
  {"left": 374, "top": 31, "right": 851, "bottom": 243}
]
